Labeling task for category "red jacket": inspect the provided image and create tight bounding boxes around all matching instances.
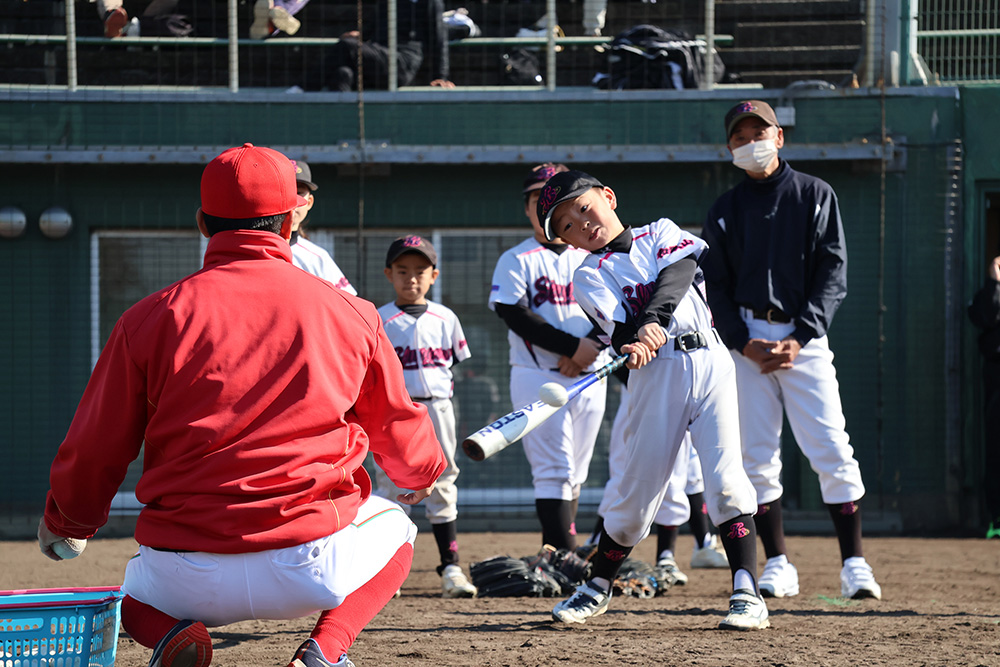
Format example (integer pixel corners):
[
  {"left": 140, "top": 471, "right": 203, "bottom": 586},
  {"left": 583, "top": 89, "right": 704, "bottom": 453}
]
[{"left": 45, "top": 231, "right": 446, "bottom": 553}]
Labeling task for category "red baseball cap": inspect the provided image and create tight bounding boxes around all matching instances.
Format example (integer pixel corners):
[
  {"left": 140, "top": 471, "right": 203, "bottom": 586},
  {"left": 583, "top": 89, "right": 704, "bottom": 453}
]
[{"left": 200, "top": 143, "right": 308, "bottom": 218}]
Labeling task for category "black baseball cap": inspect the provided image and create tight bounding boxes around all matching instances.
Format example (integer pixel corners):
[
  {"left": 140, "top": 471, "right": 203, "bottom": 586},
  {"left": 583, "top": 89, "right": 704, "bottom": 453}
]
[
  {"left": 386, "top": 235, "right": 438, "bottom": 267},
  {"left": 724, "top": 100, "right": 779, "bottom": 139},
  {"left": 290, "top": 158, "right": 318, "bottom": 191},
  {"left": 522, "top": 162, "right": 569, "bottom": 195},
  {"left": 536, "top": 170, "right": 605, "bottom": 242}
]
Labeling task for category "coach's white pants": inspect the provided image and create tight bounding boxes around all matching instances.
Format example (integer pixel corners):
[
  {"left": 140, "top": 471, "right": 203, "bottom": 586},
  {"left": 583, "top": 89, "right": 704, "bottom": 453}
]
[
  {"left": 603, "top": 342, "right": 757, "bottom": 547},
  {"left": 375, "top": 397, "right": 459, "bottom": 524},
  {"left": 732, "top": 318, "right": 865, "bottom": 506},
  {"left": 121, "top": 496, "right": 416, "bottom": 627},
  {"left": 511, "top": 366, "right": 607, "bottom": 500}
]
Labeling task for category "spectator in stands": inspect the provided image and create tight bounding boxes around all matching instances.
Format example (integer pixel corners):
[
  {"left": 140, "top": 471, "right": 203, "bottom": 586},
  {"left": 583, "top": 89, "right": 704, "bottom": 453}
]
[
  {"left": 91, "top": 0, "right": 193, "bottom": 38},
  {"left": 250, "top": 0, "right": 305, "bottom": 40},
  {"left": 327, "top": 0, "right": 455, "bottom": 90}
]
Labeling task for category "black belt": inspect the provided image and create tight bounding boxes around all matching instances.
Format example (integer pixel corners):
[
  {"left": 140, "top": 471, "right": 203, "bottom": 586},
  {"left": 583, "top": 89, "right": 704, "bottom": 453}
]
[
  {"left": 673, "top": 331, "right": 710, "bottom": 352},
  {"left": 411, "top": 396, "right": 434, "bottom": 401},
  {"left": 750, "top": 307, "right": 791, "bottom": 324}
]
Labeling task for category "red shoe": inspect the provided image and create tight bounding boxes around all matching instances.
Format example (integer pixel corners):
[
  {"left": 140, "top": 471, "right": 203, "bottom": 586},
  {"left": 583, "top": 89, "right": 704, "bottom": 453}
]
[
  {"left": 103, "top": 7, "right": 129, "bottom": 38},
  {"left": 147, "top": 620, "right": 212, "bottom": 667}
]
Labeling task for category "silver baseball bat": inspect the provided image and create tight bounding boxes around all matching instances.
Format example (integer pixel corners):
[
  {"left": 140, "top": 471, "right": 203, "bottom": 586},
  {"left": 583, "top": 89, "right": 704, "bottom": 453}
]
[{"left": 462, "top": 354, "right": 628, "bottom": 461}]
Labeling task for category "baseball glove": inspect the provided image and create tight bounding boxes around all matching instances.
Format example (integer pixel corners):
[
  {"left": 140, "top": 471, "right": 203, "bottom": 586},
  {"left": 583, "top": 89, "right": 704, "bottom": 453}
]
[
  {"left": 521, "top": 545, "right": 593, "bottom": 594},
  {"left": 470, "top": 556, "right": 562, "bottom": 597},
  {"left": 613, "top": 558, "right": 661, "bottom": 598}
]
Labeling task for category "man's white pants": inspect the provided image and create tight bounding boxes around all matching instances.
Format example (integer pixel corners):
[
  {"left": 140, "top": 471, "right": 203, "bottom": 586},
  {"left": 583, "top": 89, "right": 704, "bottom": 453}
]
[
  {"left": 122, "top": 495, "right": 415, "bottom": 627},
  {"left": 732, "top": 317, "right": 865, "bottom": 506}
]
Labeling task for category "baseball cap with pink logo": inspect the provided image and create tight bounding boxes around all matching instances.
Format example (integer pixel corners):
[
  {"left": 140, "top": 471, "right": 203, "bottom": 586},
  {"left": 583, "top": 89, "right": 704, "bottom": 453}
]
[
  {"left": 724, "top": 100, "right": 779, "bottom": 139},
  {"left": 536, "top": 170, "right": 605, "bottom": 242},
  {"left": 200, "top": 143, "right": 308, "bottom": 219},
  {"left": 385, "top": 235, "right": 438, "bottom": 267}
]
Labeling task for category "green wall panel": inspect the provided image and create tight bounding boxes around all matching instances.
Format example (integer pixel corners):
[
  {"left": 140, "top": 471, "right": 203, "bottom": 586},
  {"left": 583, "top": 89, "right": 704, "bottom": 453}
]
[{"left": 0, "top": 87, "right": 991, "bottom": 532}]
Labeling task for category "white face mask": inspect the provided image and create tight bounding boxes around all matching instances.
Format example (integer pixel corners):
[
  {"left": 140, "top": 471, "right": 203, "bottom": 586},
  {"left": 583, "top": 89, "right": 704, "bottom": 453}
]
[{"left": 731, "top": 139, "right": 778, "bottom": 172}]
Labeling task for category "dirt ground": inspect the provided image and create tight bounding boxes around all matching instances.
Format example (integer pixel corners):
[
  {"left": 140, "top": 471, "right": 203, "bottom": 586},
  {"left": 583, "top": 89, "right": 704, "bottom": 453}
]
[{"left": 2, "top": 533, "right": 998, "bottom": 667}]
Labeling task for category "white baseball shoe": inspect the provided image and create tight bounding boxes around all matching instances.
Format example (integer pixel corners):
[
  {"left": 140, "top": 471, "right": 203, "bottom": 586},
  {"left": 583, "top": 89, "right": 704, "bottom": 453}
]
[
  {"left": 719, "top": 589, "right": 770, "bottom": 631},
  {"left": 840, "top": 557, "right": 882, "bottom": 600},
  {"left": 758, "top": 555, "right": 799, "bottom": 598},
  {"left": 552, "top": 581, "right": 611, "bottom": 624},
  {"left": 441, "top": 564, "right": 477, "bottom": 598},
  {"left": 690, "top": 534, "right": 730, "bottom": 569},
  {"left": 655, "top": 555, "right": 689, "bottom": 586}
]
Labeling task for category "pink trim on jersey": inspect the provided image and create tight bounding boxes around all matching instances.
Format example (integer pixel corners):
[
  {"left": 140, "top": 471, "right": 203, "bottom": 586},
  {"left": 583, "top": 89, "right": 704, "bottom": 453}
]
[
  {"left": 384, "top": 311, "right": 406, "bottom": 324},
  {"left": 596, "top": 251, "right": 615, "bottom": 269}
]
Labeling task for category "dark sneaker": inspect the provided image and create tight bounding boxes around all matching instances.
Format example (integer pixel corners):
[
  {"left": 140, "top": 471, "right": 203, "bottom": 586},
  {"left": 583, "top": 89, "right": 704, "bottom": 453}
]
[
  {"left": 552, "top": 581, "right": 611, "bottom": 624},
  {"left": 289, "top": 639, "right": 355, "bottom": 667},
  {"left": 718, "top": 589, "right": 770, "bottom": 631},
  {"left": 147, "top": 620, "right": 212, "bottom": 667}
]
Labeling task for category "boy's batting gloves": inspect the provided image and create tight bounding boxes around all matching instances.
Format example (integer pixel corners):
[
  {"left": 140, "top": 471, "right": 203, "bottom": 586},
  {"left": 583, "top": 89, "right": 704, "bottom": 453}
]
[{"left": 37, "top": 517, "right": 88, "bottom": 561}]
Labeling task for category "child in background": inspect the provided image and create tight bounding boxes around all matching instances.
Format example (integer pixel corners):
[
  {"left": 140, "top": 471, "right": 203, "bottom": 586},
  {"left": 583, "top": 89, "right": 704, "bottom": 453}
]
[{"left": 376, "top": 236, "right": 478, "bottom": 598}]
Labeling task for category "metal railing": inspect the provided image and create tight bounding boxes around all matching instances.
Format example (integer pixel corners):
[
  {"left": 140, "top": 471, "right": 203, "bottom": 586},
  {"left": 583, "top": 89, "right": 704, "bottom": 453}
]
[
  {"left": 915, "top": 0, "right": 1000, "bottom": 83},
  {"left": 3, "top": 0, "right": 730, "bottom": 93}
]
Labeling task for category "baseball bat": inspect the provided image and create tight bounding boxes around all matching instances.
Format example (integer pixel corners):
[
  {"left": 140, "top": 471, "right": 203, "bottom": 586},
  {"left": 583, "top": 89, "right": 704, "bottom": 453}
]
[{"left": 462, "top": 354, "right": 629, "bottom": 462}]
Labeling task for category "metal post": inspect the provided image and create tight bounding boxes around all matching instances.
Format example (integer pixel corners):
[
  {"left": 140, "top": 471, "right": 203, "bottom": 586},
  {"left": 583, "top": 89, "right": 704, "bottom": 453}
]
[
  {"left": 545, "top": 0, "right": 556, "bottom": 91},
  {"left": 389, "top": 0, "right": 398, "bottom": 91},
  {"left": 701, "top": 0, "right": 715, "bottom": 90},
  {"left": 65, "top": 0, "right": 77, "bottom": 91},
  {"left": 864, "top": 0, "right": 877, "bottom": 87},
  {"left": 228, "top": 0, "right": 239, "bottom": 92}
]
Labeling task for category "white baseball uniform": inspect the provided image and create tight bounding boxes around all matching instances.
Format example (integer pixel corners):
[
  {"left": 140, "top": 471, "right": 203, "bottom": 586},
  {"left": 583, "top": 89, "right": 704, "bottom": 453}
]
[
  {"left": 599, "top": 387, "right": 706, "bottom": 533},
  {"left": 374, "top": 300, "right": 470, "bottom": 523},
  {"left": 291, "top": 236, "right": 358, "bottom": 295},
  {"left": 573, "top": 219, "right": 757, "bottom": 546},
  {"left": 490, "top": 238, "right": 609, "bottom": 500}
]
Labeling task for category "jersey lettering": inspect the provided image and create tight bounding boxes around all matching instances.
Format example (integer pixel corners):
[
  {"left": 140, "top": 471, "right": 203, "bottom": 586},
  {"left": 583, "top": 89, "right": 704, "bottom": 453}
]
[
  {"left": 532, "top": 276, "right": 576, "bottom": 308},
  {"left": 621, "top": 281, "right": 656, "bottom": 316},
  {"left": 395, "top": 346, "right": 454, "bottom": 369},
  {"left": 656, "top": 238, "right": 693, "bottom": 259}
]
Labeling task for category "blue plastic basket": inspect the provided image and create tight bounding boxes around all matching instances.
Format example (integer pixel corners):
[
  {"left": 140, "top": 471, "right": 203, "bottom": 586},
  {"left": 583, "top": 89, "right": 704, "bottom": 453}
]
[{"left": 0, "top": 587, "right": 124, "bottom": 667}]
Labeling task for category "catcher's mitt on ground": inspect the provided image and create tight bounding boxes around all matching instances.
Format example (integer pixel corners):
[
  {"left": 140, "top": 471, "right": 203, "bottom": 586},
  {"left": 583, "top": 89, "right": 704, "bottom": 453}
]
[{"left": 470, "top": 555, "right": 563, "bottom": 597}]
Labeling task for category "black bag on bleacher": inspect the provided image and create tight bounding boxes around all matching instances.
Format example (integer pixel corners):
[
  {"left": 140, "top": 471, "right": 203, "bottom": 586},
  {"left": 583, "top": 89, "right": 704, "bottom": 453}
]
[{"left": 594, "top": 24, "right": 725, "bottom": 90}]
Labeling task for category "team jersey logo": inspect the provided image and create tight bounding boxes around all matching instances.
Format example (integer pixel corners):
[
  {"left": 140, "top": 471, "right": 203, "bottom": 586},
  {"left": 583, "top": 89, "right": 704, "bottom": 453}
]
[
  {"left": 395, "top": 346, "right": 453, "bottom": 369},
  {"left": 622, "top": 281, "right": 656, "bottom": 316},
  {"left": 532, "top": 276, "right": 575, "bottom": 307},
  {"left": 656, "top": 238, "right": 693, "bottom": 259}
]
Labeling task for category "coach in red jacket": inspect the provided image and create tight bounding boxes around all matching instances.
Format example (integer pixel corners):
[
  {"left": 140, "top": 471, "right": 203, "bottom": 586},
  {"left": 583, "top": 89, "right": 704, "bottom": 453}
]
[{"left": 38, "top": 143, "right": 446, "bottom": 667}]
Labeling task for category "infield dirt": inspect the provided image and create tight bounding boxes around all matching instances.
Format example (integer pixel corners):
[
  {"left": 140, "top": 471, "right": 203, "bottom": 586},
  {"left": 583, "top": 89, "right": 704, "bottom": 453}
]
[{"left": 2, "top": 533, "right": 998, "bottom": 666}]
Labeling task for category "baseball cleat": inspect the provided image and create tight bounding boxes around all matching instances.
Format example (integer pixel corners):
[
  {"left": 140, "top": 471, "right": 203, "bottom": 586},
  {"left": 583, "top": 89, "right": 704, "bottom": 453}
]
[
  {"left": 288, "top": 639, "right": 354, "bottom": 667},
  {"left": 719, "top": 589, "right": 770, "bottom": 631},
  {"left": 758, "top": 555, "right": 799, "bottom": 598},
  {"left": 840, "top": 557, "right": 882, "bottom": 600},
  {"left": 690, "top": 534, "right": 730, "bottom": 569},
  {"left": 654, "top": 555, "right": 689, "bottom": 586},
  {"left": 552, "top": 581, "right": 611, "bottom": 624},
  {"left": 441, "top": 564, "right": 478, "bottom": 598},
  {"left": 147, "top": 620, "right": 212, "bottom": 667},
  {"left": 103, "top": 7, "right": 129, "bottom": 38}
]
